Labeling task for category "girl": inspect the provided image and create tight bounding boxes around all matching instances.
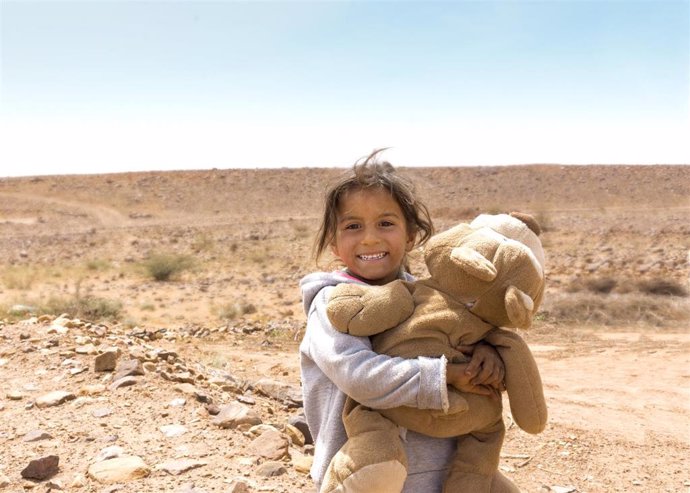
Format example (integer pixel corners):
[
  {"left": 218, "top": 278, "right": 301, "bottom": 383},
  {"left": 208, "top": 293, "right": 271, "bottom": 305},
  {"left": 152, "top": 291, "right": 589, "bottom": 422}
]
[{"left": 299, "top": 150, "right": 505, "bottom": 492}]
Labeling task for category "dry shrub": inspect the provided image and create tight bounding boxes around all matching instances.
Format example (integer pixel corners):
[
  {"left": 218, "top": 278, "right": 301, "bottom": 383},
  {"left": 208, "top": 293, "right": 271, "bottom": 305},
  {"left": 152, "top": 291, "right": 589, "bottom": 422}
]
[
  {"left": 637, "top": 279, "right": 688, "bottom": 297},
  {"left": 142, "top": 252, "right": 194, "bottom": 281},
  {"left": 540, "top": 291, "right": 690, "bottom": 327},
  {"left": 585, "top": 277, "right": 617, "bottom": 294},
  {"left": 41, "top": 295, "right": 123, "bottom": 321}
]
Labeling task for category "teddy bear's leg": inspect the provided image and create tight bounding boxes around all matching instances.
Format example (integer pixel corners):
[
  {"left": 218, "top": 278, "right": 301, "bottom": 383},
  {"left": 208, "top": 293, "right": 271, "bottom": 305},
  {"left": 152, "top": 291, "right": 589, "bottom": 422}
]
[
  {"left": 320, "top": 399, "right": 408, "bottom": 493},
  {"left": 441, "top": 419, "right": 505, "bottom": 493},
  {"left": 489, "top": 471, "right": 521, "bottom": 493},
  {"left": 326, "top": 281, "right": 415, "bottom": 336}
]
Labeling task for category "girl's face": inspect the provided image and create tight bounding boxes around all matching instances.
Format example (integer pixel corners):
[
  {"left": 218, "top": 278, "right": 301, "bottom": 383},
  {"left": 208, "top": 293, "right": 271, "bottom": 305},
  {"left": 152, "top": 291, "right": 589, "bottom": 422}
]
[{"left": 331, "top": 188, "right": 415, "bottom": 285}]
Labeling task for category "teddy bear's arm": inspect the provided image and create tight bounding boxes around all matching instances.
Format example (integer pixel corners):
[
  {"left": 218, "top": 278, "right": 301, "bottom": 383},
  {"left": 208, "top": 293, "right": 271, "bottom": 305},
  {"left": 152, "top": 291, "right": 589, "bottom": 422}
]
[
  {"left": 326, "top": 280, "right": 416, "bottom": 337},
  {"left": 484, "top": 328, "right": 548, "bottom": 434}
]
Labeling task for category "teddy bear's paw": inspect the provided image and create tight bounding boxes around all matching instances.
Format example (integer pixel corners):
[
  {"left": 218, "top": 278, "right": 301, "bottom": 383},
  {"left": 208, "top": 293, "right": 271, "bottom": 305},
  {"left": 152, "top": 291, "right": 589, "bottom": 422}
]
[
  {"left": 329, "top": 461, "right": 407, "bottom": 493},
  {"left": 327, "top": 281, "right": 414, "bottom": 336}
]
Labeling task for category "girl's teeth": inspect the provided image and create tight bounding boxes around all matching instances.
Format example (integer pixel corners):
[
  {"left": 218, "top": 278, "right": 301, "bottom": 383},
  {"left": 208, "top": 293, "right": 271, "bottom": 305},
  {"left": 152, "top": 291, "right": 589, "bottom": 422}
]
[{"left": 359, "top": 253, "right": 386, "bottom": 261}]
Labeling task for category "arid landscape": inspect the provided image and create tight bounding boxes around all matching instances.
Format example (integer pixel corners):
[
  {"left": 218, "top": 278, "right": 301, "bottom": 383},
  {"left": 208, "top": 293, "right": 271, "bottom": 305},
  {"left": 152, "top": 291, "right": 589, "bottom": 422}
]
[{"left": 0, "top": 164, "right": 688, "bottom": 493}]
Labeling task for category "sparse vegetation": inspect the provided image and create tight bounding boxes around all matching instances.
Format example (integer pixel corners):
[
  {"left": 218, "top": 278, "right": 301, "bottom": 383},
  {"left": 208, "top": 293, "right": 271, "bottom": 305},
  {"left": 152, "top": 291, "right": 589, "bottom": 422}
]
[
  {"left": 540, "top": 291, "right": 690, "bottom": 327},
  {"left": 2, "top": 266, "right": 38, "bottom": 290},
  {"left": 142, "top": 252, "right": 194, "bottom": 281},
  {"left": 213, "top": 300, "right": 257, "bottom": 321},
  {"left": 85, "top": 258, "right": 111, "bottom": 271},
  {"left": 637, "top": 278, "right": 688, "bottom": 297},
  {"left": 41, "top": 294, "right": 123, "bottom": 321}
]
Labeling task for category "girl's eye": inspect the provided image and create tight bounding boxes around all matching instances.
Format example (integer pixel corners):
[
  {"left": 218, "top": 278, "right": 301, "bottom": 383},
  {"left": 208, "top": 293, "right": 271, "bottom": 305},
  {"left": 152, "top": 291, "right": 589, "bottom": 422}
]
[
  {"left": 380, "top": 221, "right": 394, "bottom": 227},
  {"left": 344, "top": 223, "right": 360, "bottom": 230}
]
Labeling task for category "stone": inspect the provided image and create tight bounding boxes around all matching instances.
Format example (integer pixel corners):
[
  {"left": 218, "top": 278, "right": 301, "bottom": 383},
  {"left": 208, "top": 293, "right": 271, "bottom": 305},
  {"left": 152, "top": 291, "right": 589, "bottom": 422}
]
[
  {"left": 87, "top": 456, "right": 150, "bottom": 484},
  {"left": 155, "top": 459, "right": 207, "bottom": 476},
  {"left": 23, "top": 430, "right": 53, "bottom": 442},
  {"left": 21, "top": 455, "right": 59, "bottom": 480},
  {"left": 212, "top": 402, "right": 262, "bottom": 429},
  {"left": 253, "top": 378, "right": 302, "bottom": 406},
  {"left": 289, "top": 412, "right": 313, "bottom": 445},
  {"left": 160, "top": 424, "right": 188, "bottom": 437},
  {"left": 75, "top": 344, "right": 97, "bottom": 355},
  {"left": 108, "top": 376, "right": 138, "bottom": 391},
  {"left": 224, "top": 479, "right": 250, "bottom": 493},
  {"left": 94, "top": 445, "right": 124, "bottom": 463},
  {"left": 92, "top": 407, "right": 112, "bottom": 418},
  {"left": 291, "top": 452, "right": 313, "bottom": 474},
  {"left": 113, "top": 359, "right": 144, "bottom": 381},
  {"left": 95, "top": 348, "right": 119, "bottom": 372},
  {"left": 255, "top": 461, "right": 287, "bottom": 477},
  {"left": 35, "top": 390, "right": 76, "bottom": 409},
  {"left": 284, "top": 423, "right": 305, "bottom": 446},
  {"left": 7, "top": 390, "right": 24, "bottom": 400},
  {"left": 249, "top": 429, "right": 289, "bottom": 461},
  {"left": 177, "top": 483, "right": 209, "bottom": 493},
  {"left": 0, "top": 473, "right": 10, "bottom": 487}
]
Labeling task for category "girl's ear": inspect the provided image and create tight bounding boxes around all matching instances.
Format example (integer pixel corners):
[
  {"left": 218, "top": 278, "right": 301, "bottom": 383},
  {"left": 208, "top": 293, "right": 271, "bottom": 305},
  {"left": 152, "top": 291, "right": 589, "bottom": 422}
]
[
  {"left": 330, "top": 242, "right": 340, "bottom": 259},
  {"left": 405, "top": 228, "right": 416, "bottom": 252}
]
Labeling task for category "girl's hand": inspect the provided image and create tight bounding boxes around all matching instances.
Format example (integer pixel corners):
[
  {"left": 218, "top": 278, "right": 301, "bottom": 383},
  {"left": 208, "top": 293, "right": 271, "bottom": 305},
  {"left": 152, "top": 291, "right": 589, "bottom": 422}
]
[
  {"left": 456, "top": 342, "right": 506, "bottom": 390},
  {"left": 446, "top": 363, "right": 499, "bottom": 400}
]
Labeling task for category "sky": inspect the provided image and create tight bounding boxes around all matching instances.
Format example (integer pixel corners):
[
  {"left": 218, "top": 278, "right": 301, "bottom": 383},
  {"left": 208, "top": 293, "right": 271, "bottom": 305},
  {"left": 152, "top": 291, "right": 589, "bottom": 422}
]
[{"left": 1, "top": 0, "right": 689, "bottom": 177}]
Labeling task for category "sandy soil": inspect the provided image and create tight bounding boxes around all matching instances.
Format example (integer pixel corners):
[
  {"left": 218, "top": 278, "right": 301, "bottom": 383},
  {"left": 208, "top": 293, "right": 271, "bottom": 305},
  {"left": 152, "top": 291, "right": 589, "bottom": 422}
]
[{"left": 0, "top": 165, "right": 688, "bottom": 492}]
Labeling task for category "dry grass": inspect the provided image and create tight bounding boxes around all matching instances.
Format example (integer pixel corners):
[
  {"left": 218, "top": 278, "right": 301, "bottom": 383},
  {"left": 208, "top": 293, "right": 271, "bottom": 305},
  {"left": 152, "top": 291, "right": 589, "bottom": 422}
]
[{"left": 540, "top": 291, "right": 690, "bottom": 327}]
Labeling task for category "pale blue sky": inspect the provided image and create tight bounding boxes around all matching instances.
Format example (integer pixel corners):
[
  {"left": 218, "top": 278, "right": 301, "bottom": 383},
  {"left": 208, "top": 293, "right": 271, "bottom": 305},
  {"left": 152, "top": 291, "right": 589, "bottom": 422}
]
[{"left": 1, "top": 0, "right": 689, "bottom": 177}]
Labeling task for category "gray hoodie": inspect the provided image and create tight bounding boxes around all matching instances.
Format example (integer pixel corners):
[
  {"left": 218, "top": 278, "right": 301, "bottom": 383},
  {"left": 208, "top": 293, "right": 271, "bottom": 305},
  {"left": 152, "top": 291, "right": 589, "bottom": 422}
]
[{"left": 299, "top": 270, "right": 456, "bottom": 492}]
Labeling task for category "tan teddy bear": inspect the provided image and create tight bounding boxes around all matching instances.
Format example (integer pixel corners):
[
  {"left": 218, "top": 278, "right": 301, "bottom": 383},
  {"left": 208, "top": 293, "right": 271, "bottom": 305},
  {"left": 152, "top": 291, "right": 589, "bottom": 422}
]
[{"left": 321, "top": 212, "right": 548, "bottom": 493}]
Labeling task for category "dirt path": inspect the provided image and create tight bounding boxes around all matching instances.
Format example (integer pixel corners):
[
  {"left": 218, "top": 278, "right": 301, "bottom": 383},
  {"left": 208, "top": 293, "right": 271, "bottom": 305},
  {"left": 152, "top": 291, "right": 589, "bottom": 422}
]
[{"left": 0, "top": 192, "right": 128, "bottom": 228}]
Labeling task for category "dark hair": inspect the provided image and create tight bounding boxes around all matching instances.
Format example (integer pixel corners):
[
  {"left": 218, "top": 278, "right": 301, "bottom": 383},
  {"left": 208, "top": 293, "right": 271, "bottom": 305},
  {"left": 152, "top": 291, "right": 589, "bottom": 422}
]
[{"left": 314, "top": 149, "right": 434, "bottom": 263}]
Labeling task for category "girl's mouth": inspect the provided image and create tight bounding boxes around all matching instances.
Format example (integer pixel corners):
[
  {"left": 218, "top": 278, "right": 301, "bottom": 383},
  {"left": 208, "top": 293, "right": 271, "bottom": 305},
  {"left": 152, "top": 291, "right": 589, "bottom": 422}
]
[{"left": 358, "top": 252, "right": 387, "bottom": 261}]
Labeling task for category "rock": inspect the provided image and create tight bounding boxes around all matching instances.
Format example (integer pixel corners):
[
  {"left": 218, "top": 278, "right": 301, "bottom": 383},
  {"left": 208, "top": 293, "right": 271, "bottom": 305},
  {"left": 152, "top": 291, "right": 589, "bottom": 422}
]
[
  {"left": 87, "top": 456, "right": 150, "bottom": 484},
  {"left": 212, "top": 402, "right": 262, "bottom": 429},
  {"left": 255, "top": 461, "right": 287, "bottom": 477},
  {"left": 113, "top": 359, "right": 144, "bottom": 381},
  {"left": 284, "top": 423, "right": 305, "bottom": 446},
  {"left": 95, "top": 348, "right": 119, "bottom": 372},
  {"left": 75, "top": 344, "right": 97, "bottom": 355},
  {"left": 160, "top": 424, "right": 188, "bottom": 437},
  {"left": 91, "top": 407, "right": 112, "bottom": 418},
  {"left": 155, "top": 459, "right": 207, "bottom": 476},
  {"left": 108, "top": 376, "right": 138, "bottom": 391},
  {"left": 94, "top": 445, "right": 124, "bottom": 463},
  {"left": 253, "top": 378, "right": 302, "bottom": 406},
  {"left": 169, "top": 398, "right": 186, "bottom": 407},
  {"left": 45, "top": 479, "right": 64, "bottom": 490},
  {"left": 23, "top": 430, "right": 53, "bottom": 442},
  {"left": 0, "top": 473, "right": 10, "bottom": 487},
  {"left": 7, "top": 390, "right": 24, "bottom": 400},
  {"left": 173, "top": 383, "right": 210, "bottom": 403},
  {"left": 224, "top": 479, "right": 250, "bottom": 493},
  {"left": 21, "top": 455, "right": 59, "bottom": 480},
  {"left": 69, "top": 473, "right": 88, "bottom": 488},
  {"left": 291, "top": 451, "right": 313, "bottom": 474},
  {"left": 35, "top": 390, "right": 76, "bottom": 409},
  {"left": 249, "top": 429, "right": 289, "bottom": 460},
  {"left": 289, "top": 412, "right": 313, "bottom": 445},
  {"left": 177, "top": 483, "right": 209, "bottom": 493}
]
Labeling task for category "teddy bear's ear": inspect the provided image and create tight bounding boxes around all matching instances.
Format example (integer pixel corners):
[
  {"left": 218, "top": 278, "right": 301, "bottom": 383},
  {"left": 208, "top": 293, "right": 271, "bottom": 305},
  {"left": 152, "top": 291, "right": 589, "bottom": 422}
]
[
  {"left": 505, "top": 285, "right": 535, "bottom": 328},
  {"left": 450, "top": 247, "right": 497, "bottom": 282}
]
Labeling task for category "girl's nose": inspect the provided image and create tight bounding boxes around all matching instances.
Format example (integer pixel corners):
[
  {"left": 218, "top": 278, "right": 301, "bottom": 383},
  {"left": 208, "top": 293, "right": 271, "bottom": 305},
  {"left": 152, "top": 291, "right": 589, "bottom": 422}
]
[{"left": 361, "top": 228, "right": 379, "bottom": 244}]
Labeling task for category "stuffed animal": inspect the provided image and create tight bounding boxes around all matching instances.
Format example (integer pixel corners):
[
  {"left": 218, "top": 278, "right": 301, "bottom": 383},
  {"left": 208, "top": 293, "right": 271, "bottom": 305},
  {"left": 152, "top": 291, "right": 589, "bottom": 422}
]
[{"left": 321, "top": 212, "right": 548, "bottom": 493}]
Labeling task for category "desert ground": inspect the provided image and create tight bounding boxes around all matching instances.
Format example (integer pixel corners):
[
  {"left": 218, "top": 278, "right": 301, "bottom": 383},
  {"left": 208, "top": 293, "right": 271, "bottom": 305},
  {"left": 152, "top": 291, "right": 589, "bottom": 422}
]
[{"left": 0, "top": 164, "right": 688, "bottom": 493}]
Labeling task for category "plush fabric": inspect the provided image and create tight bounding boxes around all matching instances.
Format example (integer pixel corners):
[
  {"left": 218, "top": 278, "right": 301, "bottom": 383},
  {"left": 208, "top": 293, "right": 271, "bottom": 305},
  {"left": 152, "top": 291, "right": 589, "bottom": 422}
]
[{"left": 322, "top": 213, "right": 548, "bottom": 493}]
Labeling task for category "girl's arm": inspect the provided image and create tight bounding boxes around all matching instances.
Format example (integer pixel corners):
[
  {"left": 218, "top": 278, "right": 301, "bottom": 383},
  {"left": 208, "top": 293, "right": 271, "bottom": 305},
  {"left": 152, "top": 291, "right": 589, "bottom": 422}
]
[{"left": 306, "top": 286, "right": 449, "bottom": 411}]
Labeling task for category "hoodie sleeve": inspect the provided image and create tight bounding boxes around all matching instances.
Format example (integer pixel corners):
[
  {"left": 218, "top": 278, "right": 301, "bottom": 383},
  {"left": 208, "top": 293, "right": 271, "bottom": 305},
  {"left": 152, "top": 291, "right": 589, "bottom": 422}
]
[{"left": 305, "top": 286, "right": 449, "bottom": 411}]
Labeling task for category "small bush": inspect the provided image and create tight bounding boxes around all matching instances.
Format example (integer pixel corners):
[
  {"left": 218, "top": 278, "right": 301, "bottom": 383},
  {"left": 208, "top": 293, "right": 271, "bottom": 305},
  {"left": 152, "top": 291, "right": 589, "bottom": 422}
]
[
  {"left": 586, "top": 277, "right": 617, "bottom": 294},
  {"left": 86, "top": 259, "right": 111, "bottom": 271},
  {"left": 41, "top": 295, "right": 123, "bottom": 321},
  {"left": 637, "top": 279, "right": 688, "bottom": 297},
  {"left": 143, "top": 253, "right": 194, "bottom": 281},
  {"left": 214, "top": 301, "right": 257, "bottom": 321}
]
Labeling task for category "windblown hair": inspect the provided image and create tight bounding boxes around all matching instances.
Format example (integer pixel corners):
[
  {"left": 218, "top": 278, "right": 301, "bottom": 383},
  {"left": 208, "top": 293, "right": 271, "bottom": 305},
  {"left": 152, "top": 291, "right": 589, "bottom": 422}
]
[{"left": 314, "top": 149, "right": 434, "bottom": 264}]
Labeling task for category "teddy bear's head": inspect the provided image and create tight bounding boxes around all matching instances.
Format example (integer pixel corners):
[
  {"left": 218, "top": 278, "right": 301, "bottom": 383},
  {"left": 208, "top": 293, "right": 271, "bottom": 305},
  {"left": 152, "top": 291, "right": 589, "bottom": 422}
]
[{"left": 423, "top": 213, "right": 545, "bottom": 329}]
